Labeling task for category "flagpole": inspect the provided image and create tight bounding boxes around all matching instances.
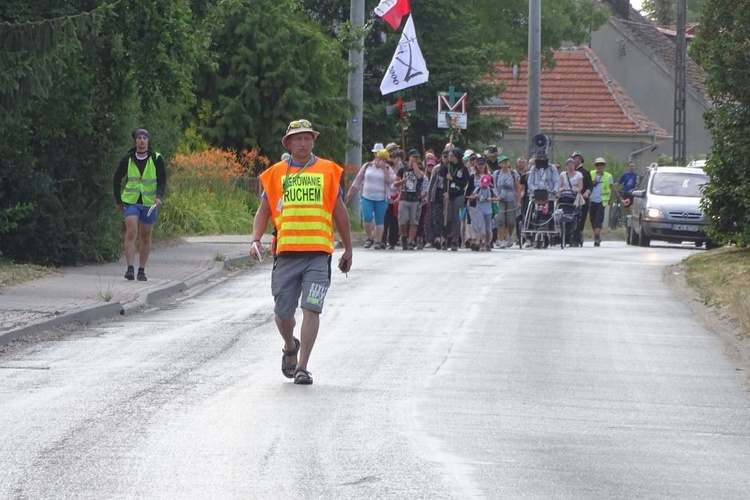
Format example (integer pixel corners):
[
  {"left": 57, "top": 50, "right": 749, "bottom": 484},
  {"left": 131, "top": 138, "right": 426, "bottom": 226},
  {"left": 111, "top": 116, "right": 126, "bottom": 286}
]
[{"left": 346, "top": 0, "right": 365, "bottom": 217}]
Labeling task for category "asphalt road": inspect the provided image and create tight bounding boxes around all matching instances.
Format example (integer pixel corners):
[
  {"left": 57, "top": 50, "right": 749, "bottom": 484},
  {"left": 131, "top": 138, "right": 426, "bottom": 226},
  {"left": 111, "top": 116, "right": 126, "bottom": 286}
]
[{"left": 2, "top": 242, "right": 750, "bottom": 499}]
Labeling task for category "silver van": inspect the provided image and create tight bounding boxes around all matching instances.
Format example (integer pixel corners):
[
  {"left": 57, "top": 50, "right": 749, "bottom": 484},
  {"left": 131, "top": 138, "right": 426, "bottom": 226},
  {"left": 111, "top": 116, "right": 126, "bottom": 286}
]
[{"left": 628, "top": 165, "right": 717, "bottom": 248}]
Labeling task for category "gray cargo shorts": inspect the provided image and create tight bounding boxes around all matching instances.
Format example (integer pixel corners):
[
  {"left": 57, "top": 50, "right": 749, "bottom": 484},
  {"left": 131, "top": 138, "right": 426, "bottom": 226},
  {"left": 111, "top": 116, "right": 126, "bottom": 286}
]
[
  {"left": 397, "top": 199, "right": 422, "bottom": 225},
  {"left": 271, "top": 253, "right": 332, "bottom": 319}
]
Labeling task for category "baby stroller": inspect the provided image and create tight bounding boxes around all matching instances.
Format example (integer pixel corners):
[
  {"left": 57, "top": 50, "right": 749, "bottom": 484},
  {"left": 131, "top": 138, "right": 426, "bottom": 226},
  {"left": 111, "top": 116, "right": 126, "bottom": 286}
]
[
  {"left": 521, "top": 189, "right": 560, "bottom": 249},
  {"left": 554, "top": 192, "right": 582, "bottom": 249}
]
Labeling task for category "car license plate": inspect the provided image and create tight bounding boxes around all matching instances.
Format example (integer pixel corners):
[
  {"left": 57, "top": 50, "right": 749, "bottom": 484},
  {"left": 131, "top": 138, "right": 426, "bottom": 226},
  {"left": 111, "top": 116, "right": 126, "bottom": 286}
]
[{"left": 673, "top": 224, "right": 698, "bottom": 232}]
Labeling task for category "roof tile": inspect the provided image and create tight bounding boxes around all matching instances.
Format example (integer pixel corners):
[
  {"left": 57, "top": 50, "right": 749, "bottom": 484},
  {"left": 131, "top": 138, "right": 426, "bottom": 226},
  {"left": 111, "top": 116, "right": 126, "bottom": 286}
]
[{"left": 483, "top": 46, "right": 669, "bottom": 138}]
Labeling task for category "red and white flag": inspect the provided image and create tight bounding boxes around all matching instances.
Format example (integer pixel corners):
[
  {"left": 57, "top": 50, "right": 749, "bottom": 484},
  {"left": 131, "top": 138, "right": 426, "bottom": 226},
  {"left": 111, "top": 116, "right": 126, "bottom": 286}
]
[{"left": 374, "top": 0, "right": 411, "bottom": 30}]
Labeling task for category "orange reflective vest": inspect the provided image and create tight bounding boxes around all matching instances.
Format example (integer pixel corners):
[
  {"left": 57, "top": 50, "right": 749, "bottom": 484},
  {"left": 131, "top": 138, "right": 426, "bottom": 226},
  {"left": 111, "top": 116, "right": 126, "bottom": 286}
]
[{"left": 260, "top": 157, "right": 343, "bottom": 255}]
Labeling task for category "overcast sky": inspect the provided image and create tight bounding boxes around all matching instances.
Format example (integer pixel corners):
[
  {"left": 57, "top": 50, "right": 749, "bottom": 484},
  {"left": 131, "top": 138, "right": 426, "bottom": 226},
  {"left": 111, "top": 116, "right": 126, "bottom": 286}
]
[{"left": 631, "top": 0, "right": 644, "bottom": 11}]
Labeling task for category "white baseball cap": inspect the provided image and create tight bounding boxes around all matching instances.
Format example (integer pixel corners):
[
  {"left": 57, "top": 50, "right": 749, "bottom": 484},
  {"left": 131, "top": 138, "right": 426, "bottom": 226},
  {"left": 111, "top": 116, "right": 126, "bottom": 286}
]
[
  {"left": 594, "top": 157, "right": 606, "bottom": 164},
  {"left": 371, "top": 143, "right": 385, "bottom": 153}
]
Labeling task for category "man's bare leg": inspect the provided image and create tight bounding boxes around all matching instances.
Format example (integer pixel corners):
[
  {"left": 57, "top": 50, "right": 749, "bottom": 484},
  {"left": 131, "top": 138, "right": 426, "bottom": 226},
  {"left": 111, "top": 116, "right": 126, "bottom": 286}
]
[
  {"left": 124, "top": 216, "right": 139, "bottom": 267},
  {"left": 408, "top": 224, "right": 418, "bottom": 245},
  {"left": 296, "top": 308, "right": 319, "bottom": 371},
  {"left": 276, "top": 315, "right": 298, "bottom": 366},
  {"left": 138, "top": 222, "right": 153, "bottom": 268}
]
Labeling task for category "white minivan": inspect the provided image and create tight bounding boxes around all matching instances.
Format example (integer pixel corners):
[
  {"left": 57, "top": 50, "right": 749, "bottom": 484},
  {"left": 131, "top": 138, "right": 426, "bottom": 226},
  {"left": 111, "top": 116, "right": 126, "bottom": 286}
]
[{"left": 628, "top": 165, "right": 717, "bottom": 248}]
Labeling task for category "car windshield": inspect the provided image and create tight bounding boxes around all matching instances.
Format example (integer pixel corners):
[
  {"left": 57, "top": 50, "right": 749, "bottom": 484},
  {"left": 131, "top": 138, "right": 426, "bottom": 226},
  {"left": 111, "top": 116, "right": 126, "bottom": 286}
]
[{"left": 650, "top": 172, "right": 708, "bottom": 197}]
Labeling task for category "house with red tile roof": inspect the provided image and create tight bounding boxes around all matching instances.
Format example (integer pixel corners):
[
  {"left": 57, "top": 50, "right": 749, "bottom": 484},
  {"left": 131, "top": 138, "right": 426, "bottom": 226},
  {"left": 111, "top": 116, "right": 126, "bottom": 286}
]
[
  {"left": 590, "top": 1, "right": 711, "bottom": 159},
  {"left": 480, "top": 1, "right": 711, "bottom": 169},
  {"left": 480, "top": 46, "right": 669, "bottom": 166}
]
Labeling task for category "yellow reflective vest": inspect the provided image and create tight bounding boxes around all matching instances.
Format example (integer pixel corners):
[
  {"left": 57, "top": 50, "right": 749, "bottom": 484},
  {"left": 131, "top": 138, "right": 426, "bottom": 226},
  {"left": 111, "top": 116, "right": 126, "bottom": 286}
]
[
  {"left": 593, "top": 171, "right": 614, "bottom": 207},
  {"left": 121, "top": 153, "right": 160, "bottom": 205}
]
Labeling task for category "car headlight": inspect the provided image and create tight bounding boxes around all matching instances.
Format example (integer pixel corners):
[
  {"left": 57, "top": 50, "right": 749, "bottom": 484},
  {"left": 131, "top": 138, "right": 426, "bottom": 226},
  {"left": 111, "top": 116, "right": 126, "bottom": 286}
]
[{"left": 646, "top": 208, "right": 664, "bottom": 219}]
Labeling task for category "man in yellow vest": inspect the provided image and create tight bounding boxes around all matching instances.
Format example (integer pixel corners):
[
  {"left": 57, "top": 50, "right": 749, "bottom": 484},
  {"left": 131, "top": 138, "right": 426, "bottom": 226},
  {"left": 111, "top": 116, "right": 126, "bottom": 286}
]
[
  {"left": 589, "top": 157, "right": 619, "bottom": 247},
  {"left": 113, "top": 129, "right": 166, "bottom": 281},
  {"left": 250, "top": 119, "right": 353, "bottom": 385}
]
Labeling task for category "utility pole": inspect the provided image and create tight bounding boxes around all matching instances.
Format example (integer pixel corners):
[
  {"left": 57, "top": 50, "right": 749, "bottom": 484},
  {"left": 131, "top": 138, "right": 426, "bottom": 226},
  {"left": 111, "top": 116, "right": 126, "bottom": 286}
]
[
  {"left": 673, "top": 0, "right": 687, "bottom": 165},
  {"left": 346, "top": 0, "right": 365, "bottom": 214},
  {"left": 527, "top": 0, "right": 541, "bottom": 157}
]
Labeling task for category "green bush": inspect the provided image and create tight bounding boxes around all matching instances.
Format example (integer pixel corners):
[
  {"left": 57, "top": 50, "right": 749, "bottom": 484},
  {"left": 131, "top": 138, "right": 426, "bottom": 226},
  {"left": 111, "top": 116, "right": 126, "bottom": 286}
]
[{"left": 156, "top": 176, "right": 258, "bottom": 237}]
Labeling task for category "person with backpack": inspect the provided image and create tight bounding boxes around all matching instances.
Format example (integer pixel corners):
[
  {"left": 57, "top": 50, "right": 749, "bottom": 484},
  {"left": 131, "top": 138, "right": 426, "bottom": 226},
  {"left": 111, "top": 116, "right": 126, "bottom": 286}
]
[
  {"left": 437, "top": 147, "right": 470, "bottom": 251},
  {"left": 393, "top": 149, "right": 426, "bottom": 250},
  {"left": 112, "top": 129, "right": 167, "bottom": 282},
  {"left": 571, "top": 151, "right": 592, "bottom": 246},
  {"left": 381, "top": 146, "right": 403, "bottom": 249},
  {"left": 492, "top": 155, "right": 522, "bottom": 248},
  {"left": 468, "top": 162, "right": 499, "bottom": 251},
  {"left": 346, "top": 144, "right": 396, "bottom": 250},
  {"left": 427, "top": 148, "right": 450, "bottom": 249},
  {"left": 617, "top": 161, "right": 640, "bottom": 215},
  {"left": 589, "top": 157, "right": 619, "bottom": 247}
]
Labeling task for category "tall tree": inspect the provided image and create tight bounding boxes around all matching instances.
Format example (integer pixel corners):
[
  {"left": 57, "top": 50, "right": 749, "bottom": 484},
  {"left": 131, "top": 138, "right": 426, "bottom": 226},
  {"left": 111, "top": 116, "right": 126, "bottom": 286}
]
[
  {"left": 304, "top": 0, "right": 607, "bottom": 155},
  {"left": 0, "top": 1, "right": 114, "bottom": 114},
  {"left": 0, "top": 0, "right": 202, "bottom": 264},
  {"left": 0, "top": 2, "right": 113, "bottom": 239},
  {"left": 641, "top": 0, "right": 704, "bottom": 24},
  {"left": 691, "top": 0, "right": 750, "bottom": 245},
  {"left": 195, "top": 0, "right": 350, "bottom": 162}
]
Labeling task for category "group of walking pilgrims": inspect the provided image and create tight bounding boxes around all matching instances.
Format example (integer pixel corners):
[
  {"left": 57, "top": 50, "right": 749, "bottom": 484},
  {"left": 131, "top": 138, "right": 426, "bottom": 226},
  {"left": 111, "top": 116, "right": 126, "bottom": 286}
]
[{"left": 346, "top": 141, "right": 623, "bottom": 251}]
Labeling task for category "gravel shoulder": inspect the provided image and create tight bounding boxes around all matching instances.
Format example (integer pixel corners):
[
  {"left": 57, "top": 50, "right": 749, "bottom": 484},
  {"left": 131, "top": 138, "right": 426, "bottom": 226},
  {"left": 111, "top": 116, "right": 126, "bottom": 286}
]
[{"left": 665, "top": 262, "right": 750, "bottom": 388}]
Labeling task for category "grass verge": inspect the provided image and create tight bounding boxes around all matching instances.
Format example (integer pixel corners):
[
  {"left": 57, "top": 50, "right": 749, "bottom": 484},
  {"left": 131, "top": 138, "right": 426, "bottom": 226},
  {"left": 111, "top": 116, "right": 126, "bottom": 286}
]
[
  {"left": 0, "top": 260, "right": 58, "bottom": 288},
  {"left": 683, "top": 246, "right": 750, "bottom": 337}
]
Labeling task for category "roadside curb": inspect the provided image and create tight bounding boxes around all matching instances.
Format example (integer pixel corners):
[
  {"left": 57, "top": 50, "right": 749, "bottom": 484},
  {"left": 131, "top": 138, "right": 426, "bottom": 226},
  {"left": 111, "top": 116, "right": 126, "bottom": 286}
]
[
  {"left": 0, "top": 251, "right": 253, "bottom": 347},
  {"left": 0, "top": 302, "right": 124, "bottom": 346}
]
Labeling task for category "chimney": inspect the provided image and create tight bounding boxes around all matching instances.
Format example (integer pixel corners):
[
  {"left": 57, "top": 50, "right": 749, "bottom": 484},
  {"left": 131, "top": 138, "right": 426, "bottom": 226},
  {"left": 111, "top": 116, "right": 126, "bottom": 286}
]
[{"left": 607, "top": 0, "right": 630, "bottom": 20}]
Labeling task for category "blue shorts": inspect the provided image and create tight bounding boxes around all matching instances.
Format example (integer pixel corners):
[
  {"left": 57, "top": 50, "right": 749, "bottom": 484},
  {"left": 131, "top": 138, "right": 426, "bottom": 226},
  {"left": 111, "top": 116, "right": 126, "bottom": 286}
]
[
  {"left": 123, "top": 203, "right": 158, "bottom": 224},
  {"left": 360, "top": 197, "right": 387, "bottom": 225}
]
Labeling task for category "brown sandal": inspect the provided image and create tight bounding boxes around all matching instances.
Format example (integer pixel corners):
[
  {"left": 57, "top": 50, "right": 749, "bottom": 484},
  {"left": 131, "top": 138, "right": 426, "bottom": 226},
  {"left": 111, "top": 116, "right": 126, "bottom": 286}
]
[
  {"left": 293, "top": 368, "right": 313, "bottom": 385},
  {"left": 281, "top": 337, "right": 299, "bottom": 379}
]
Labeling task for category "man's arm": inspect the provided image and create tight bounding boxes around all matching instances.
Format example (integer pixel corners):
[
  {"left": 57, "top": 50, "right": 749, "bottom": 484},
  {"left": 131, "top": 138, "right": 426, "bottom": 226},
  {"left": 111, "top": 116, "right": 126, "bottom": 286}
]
[
  {"left": 527, "top": 168, "right": 536, "bottom": 192},
  {"left": 332, "top": 196, "right": 353, "bottom": 273},
  {"left": 345, "top": 163, "right": 367, "bottom": 201},
  {"left": 609, "top": 174, "right": 621, "bottom": 200},
  {"left": 414, "top": 164, "right": 424, "bottom": 180},
  {"left": 455, "top": 167, "right": 470, "bottom": 190},
  {"left": 249, "top": 197, "right": 271, "bottom": 261},
  {"left": 393, "top": 167, "right": 406, "bottom": 187},
  {"left": 549, "top": 167, "right": 560, "bottom": 194},
  {"left": 155, "top": 154, "right": 167, "bottom": 204},
  {"left": 112, "top": 156, "right": 128, "bottom": 206},
  {"left": 515, "top": 174, "right": 523, "bottom": 205},
  {"left": 580, "top": 169, "right": 593, "bottom": 199}
]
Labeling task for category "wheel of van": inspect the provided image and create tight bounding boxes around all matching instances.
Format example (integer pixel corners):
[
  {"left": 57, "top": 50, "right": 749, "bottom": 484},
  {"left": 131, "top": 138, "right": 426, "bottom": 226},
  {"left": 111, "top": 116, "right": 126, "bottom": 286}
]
[
  {"left": 638, "top": 222, "right": 650, "bottom": 247},
  {"left": 629, "top": 226, "right": 639, "bottom": 246}
]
